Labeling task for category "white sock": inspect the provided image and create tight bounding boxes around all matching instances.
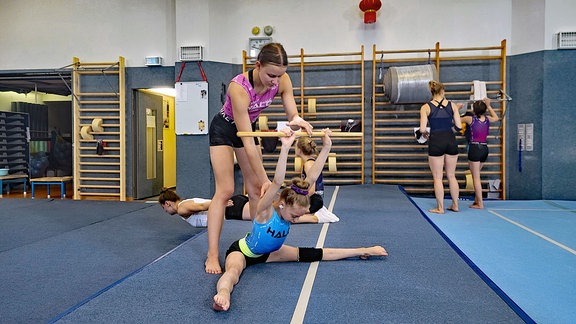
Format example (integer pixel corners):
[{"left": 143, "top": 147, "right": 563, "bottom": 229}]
[{"left": 314, "top": 206, "right": 340, "bottom": 223}]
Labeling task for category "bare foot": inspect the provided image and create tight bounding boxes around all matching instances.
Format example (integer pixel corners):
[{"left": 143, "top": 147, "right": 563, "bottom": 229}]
[
  {"left": 205, "top": 255, "right": 222, "bottom": 274},
  {"left": 469, "top": 203, "right": 483, "bottom": 209},
  {"left": 213, "top": 288, "right": 230, "bottom": 311},
  {"left": 447, "top": 205, "right": 459, "bottom": 212},
  {"left": 360, "top": 246, "right": 388, "bottom": 259},
  {"left": 429, "top": 207, "right": 444, "bottom": 214}
]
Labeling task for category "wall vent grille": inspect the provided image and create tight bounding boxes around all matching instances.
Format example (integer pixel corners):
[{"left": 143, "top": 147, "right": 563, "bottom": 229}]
[
  {"left": 558, "top": 32, "right": 576, "bottom": 49},
  {"left": 180, "top": 46, "right": 203, "bottom": 61}
]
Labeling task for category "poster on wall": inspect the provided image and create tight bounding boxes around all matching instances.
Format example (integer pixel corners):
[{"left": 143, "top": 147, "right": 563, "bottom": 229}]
[{"left": 175, "top": 81, "right": 208, "bottom": 135}]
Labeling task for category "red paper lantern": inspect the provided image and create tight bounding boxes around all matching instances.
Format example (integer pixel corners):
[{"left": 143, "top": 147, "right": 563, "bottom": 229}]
[{"left": 359, "top": 0, "right": 382, "bottom": 24}]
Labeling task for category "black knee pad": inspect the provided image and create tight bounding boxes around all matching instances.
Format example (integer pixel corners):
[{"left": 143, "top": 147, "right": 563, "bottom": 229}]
[
  {"left": 225, "top": 194, "right": 249, "bottom": 220},
  {"left": 298, "top": 247, "right": 323, "bottom": 262}
]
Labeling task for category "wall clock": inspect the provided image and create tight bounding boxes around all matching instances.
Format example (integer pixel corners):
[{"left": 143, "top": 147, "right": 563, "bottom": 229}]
[{"left": 248, "top": 36, "right": 273, "bottom": 58}]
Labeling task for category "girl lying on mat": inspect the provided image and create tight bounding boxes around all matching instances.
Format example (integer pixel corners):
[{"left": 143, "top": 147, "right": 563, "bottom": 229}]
[
  {"left": 158, "top": 189, "right": 339, "bottom": 226},
  {"left": 212, "top": 128, "right": 387, "bottom": 311}
]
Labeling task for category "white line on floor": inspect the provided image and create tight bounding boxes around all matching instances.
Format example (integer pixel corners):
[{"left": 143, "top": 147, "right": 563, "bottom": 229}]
[
  {"left": 490, "top": 208, "right": 576, "bottom": 212},
  {"left": 488, "top": 209, "right": 576, "bottom": 255},
  {"left": 290, "top": 186, "right": 340, "bottom": 324}
]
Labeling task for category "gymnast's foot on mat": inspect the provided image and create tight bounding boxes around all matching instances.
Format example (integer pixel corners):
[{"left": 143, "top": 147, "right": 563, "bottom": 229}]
[
  {"left": 213, "top": 288, "right": 231, "bottom": 311},
  {"left": 359, "top": 245, "right": 388, "bottom": 259},
  {"left": 447, "top": 204, "right": 459, "bottom": 212},
  {"left": 429, "top": 207, "right": 444, "bottom": 214},
  {"left": 470, "top": 203, "right": 483, "bottom": 209},
  {"left": 205, "top": 255, "right": 222, "bottom": 274}
]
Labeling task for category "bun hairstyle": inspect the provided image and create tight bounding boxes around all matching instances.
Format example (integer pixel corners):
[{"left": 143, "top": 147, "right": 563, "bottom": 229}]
[
  {"left": 296, "top": 136, "right": 318, "bottom": 156},
  {"left": 257, "top": 43, "right": 288, "bottom": 67},
  {"left": 280, "top": 178, "right": 310, "bottom": 208},
  {"left": 158, "top": 187, "right": 180, "bottom": 205},
  {"left": 428, "top": 80, "right": 445, "bottom": 96},
  {"left": 472, "top": 100, "right": 488, "bottom": 117}
]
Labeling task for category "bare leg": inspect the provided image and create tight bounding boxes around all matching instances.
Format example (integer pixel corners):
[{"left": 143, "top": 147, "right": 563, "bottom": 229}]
[
  {"left": 234, "top": 147, "right": 264, "bottom": 220},
  {"left": 428, "top": 156, "right": 446, "bottom": 214},
  {"left": 267, "top": 245, "right": 388, "bottom": 263},
  {"left": 469, "top": 161, "right": 484, "bottom": 209},
  {"left": 206, "top": 146, "right": 235, "bottom": 274},
  {"left": 445, "top": 154, "right": 459, "bottom": 212},
  {"left": 240, "top": 200, "right": 252, "bottom": 220},
  {"left": 213, "top": 252, "right": 246, "bottom": 311},
  {"left": 321, "top": 246, "right": 388, "bottom": 260}
]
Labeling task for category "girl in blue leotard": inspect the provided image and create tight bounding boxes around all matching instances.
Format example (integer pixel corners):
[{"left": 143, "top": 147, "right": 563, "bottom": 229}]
[{"left": 212, "top": 128, "right": 387, "bottom": 311}]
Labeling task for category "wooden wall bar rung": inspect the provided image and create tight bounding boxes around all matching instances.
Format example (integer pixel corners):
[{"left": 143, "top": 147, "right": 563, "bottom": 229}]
[
  {"left": 79, "top": 185, "right": 121, "bottom": 189},
  {"left": 77, "top": 192, "right": 121, "bottom": 196},
  {"left": 78, "top": 100, "right": 120, "bottom": 105},
  {"left": 76, "top": 93, "right": 119, "bottom": 97},
  {"left": 303, "top": 85, "right": 362, "bottom": 91},
  {"left": 79, "top": 177, "right": 121, "bottom": 181}
]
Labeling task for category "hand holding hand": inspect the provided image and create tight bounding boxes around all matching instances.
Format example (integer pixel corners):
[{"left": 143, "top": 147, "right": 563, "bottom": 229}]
[
  {"left": 279, "top": 127, "right": 296, "bottom": 146},
  {"left": 288, "top": 116, "right": 313, "bottom": 136},
  {"left": 260, "top": 180, "right": 272, "bottom": 198},
  {"left": 321, "top": 128, "right": 332, "bottom": 147}
]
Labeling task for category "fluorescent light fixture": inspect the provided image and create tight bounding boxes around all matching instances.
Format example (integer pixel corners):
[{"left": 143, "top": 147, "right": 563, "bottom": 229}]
[{"left": 148, "top": 87, "right": 176, "bottom": 97}]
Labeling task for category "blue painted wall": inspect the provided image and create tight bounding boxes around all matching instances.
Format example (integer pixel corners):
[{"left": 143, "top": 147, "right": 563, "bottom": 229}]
[
  {"left": 542, "top": 50, "right": 576, "bottom": 200},
  {"left": 507, "top": 50, "right": 576, "bottom": 200}
]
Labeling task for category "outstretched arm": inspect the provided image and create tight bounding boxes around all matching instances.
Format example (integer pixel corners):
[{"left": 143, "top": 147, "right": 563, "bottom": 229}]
[
  {"left": 279, "top": 74, "right": 313, "bottom": 135},
  {"left": 230, "top": 83, "right": 269, "bottom": 186},
  {"left": 178, "top": 200, "right": 210, "bottom": 217},
  {"left": 255, "top": 128, "right": 296, "bottom": 223},
  {"left": 302, "top": 129, "right": 332, "bottom": 187}
]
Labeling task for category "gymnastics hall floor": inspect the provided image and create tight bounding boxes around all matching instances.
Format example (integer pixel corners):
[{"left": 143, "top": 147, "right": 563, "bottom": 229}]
[
  {"left": 0, "top": 185, "right": 541, "bottom": 323},
  {"left": 411, "top": 196, "right": 576, "bottom": 324}
]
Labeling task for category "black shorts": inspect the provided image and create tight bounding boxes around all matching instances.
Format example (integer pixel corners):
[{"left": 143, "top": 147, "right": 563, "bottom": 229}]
[
  {"left": 468, "top": 143, "right": 489, "bottom": 162},
  {"left": 209, "top": 112, "right": 259, "bottom": 148},
  {"left": 428, "top": 131, "right": 458, "bottom": 156},
  {"left": 225, "top": 194, "right": 249, "bottom": 220},
  {"left": 309, "top": 193, "right": 323, "bottom": 214},
  {"left": 226, "top": 239, "right": 270, "bottom": 267}
]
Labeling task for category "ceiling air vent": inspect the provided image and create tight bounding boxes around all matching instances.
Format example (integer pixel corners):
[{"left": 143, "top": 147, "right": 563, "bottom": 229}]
[
  {"left": 180, "top": 46, "right": 204, "bottom": 61},
  {"left": 557, "top": 32, "right": 576, "bottom": 49}
]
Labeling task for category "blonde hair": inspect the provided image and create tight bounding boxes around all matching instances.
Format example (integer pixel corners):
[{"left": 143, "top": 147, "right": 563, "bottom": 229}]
[
  {"left": 280, "top": 178, "right": 310, "bottom": 208},
  {"left": 296, "top": 136, "right": 318, "bottom": 156},
  {"left": 428, "top": 80, "right": 445, "bottom": 96}
]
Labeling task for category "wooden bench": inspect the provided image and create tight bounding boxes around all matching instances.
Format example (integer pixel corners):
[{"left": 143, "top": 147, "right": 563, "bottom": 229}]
[
  {"left": 0, "top": 174, "right": 28, "bottom": 197},
  {"left": 30, "top": 176, "right": 73, "bottom": 199}
]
